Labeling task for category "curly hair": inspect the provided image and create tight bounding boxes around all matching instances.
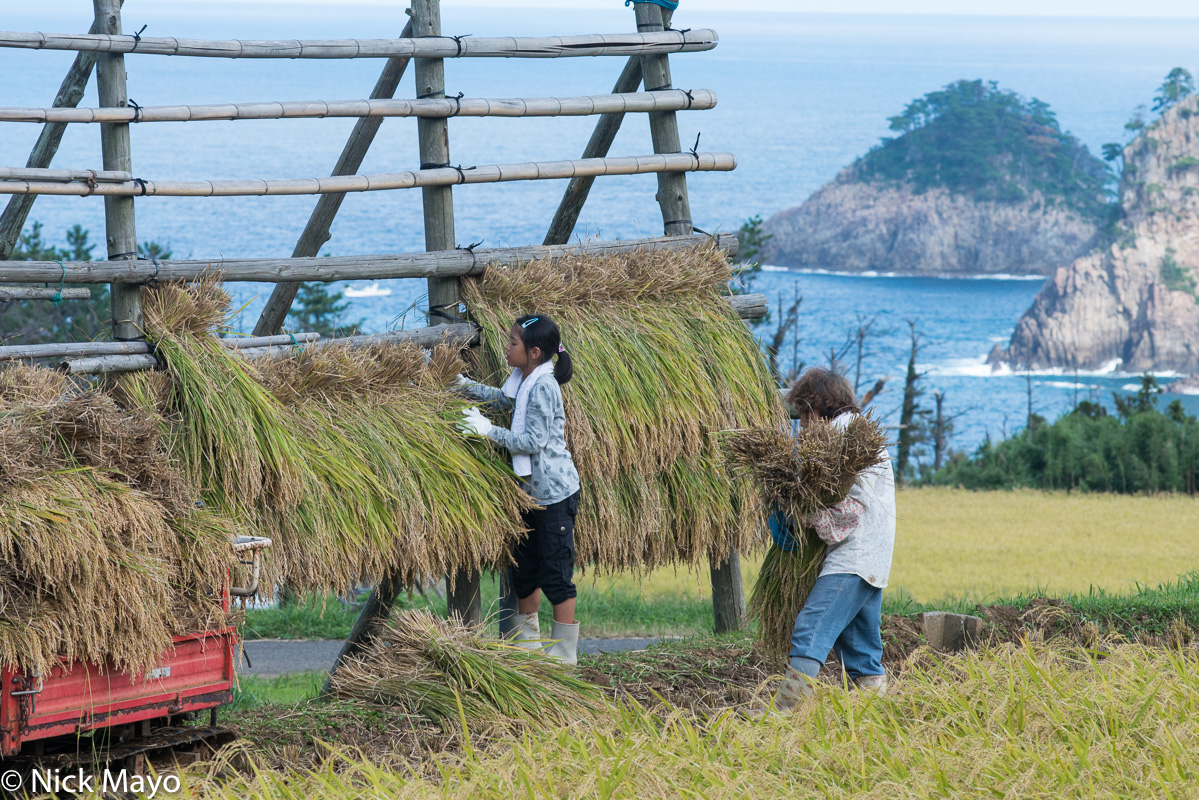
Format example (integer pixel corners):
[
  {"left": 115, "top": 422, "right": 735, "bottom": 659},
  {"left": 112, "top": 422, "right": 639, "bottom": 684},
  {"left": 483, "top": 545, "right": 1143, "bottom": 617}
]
[{"left": 786, "top": 367, "right": 860, "bottom": 421}]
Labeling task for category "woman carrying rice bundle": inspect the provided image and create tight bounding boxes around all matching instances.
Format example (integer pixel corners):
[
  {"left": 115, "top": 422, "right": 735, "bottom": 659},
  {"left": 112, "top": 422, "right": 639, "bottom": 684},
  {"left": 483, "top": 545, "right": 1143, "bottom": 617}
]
[
  {"left": 768, "top": 368, "right": 896, "bottom": 709},
  {"left": 456, "top": 314, "right": 583, "bottom": 665}
]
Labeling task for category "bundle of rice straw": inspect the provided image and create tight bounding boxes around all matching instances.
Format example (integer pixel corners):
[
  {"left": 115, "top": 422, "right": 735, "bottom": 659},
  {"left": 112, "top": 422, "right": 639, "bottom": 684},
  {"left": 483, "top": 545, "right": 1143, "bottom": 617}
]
[
  {"left": 329, "top": 609, "right": 600, "bottom": 729},
  {"left": 725, "top": 414, "right": 889, "bottom": 666},
  {"left": 461, "top": 244, "right": 787, "bottom": 573},
  {"left": 0, "top": 366, "right": 235, "bottom": 674},
  {"left": 111, "top": 279, "right": 535, "bottom": 595}
]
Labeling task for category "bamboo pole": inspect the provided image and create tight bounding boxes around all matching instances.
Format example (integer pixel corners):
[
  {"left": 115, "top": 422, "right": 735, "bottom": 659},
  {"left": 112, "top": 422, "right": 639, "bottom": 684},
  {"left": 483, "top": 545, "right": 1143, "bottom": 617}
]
[
  {"left": 0, "top": 286, "right": 90, "bottom": 302},
  {"left": 0, "top": 233, "right": 739, "bottom": 284},
  {"left": 0, "top": 166, "right": 130, "bottom": 183},
  {"left": 0, "top": 295, "right": 766, "bottom": 364},
  {"left": 0, "top": 29, "right": 718, "bottom": 59},
  {"left": 239, "top": 323, "right": 479, "bottom": 359},
  {"left": 63, "top": 353, "right": 156, "bottom": 374},
  {"left": 0, "top": 331, "right": 317, "bottom": 362},
  {"left": 93, "top": 0, "right": 140, "bottom": 342},
  {"left": 0, "top": 3, "right": 122, "bottom": 260},
  {"left": 253, "top": 19, "right": 415, "bottom": 338},
  {"left": 0, "top": 153, "right": 736, "bottom": 198},
  {"left": 0, "top": 90, "right": 717, "bottom": 124},
  {"left": 219, "top": 332, "right": 321, "bottom": 349}
]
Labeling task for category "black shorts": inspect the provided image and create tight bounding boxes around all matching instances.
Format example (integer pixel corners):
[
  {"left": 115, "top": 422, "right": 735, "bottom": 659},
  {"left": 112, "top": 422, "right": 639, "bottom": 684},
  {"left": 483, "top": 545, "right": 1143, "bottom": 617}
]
[{"left": 512, "top": 491, "right": 579, "bottom": 605}]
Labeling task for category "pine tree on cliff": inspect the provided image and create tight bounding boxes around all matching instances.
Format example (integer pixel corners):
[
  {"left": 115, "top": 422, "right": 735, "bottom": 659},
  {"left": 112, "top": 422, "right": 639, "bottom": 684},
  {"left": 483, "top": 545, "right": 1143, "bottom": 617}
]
[{"left": 858, "top": 79, "right": 1111, "bottom": 221}]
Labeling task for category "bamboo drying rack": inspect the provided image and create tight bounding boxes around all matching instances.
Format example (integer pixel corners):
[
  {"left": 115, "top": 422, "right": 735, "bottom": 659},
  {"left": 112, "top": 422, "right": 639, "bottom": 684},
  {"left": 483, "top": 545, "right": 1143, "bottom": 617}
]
[{"left": 0, "top": 0, "right": 753, "bottom": 656}]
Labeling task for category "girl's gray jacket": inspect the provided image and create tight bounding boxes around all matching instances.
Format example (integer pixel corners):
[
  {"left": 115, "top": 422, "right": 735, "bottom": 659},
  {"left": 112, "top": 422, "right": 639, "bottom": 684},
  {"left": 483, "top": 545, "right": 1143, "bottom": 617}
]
[{"left": 462, "top": 377, "right": 581, "bottom": 506}]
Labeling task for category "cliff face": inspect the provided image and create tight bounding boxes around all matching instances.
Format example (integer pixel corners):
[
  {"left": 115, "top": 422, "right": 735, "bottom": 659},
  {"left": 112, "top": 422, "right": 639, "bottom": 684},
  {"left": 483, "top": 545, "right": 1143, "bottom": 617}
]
[
  {"left": 761, "top": 176, "right": 1099, "bottom": 276},
  {"left": 1001, "top": 97, "right": 1199, "bottom": 373}
]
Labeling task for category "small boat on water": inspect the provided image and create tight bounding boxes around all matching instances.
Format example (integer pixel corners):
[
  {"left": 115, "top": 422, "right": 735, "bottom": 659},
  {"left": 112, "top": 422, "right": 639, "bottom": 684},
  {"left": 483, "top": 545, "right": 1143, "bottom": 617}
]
[{"left": 344, "top": 282, "right": 393, "bottom": 298}]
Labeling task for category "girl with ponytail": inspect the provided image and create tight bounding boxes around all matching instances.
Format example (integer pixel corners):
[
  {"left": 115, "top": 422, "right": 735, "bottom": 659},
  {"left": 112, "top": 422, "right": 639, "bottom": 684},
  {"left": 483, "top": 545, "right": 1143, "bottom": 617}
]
[{"left": 455, "top": 314, "right": 582, "bottom": 664}]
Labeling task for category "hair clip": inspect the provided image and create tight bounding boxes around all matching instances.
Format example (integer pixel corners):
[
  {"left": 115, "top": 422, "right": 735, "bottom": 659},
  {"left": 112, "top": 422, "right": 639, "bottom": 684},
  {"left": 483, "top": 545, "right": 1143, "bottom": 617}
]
[
  {"left": 521, "top": 317, "right": 539, "bottom": 328},
  {"left": 558, "top": 344, "right": 565, "bottom": 353}
]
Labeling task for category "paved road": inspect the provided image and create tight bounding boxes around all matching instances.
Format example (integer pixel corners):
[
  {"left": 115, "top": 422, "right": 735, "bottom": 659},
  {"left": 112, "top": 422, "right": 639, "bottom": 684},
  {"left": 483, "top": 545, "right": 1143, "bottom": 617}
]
[{"left": 240, "top": 637, "right": 662, "bottom": 676}]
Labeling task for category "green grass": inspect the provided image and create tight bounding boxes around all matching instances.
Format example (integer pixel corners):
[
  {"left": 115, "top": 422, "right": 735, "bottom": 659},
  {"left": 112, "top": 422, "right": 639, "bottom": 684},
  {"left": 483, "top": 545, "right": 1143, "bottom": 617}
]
[
  {"left": 227, "top": 671, "right": 326, "bottom": 712},
  {"left": 241, "top": 575, "right": 714, "bottom": 641},
  {"left": 241, "top": 591, "right": 438, "bottom": 640}
]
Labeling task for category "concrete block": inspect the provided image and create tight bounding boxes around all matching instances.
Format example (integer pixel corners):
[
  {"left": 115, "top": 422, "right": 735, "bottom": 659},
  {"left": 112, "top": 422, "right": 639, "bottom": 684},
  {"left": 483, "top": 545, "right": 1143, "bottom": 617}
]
[{"left": 920, "top": 611, "right": 986, "bottom": 653}]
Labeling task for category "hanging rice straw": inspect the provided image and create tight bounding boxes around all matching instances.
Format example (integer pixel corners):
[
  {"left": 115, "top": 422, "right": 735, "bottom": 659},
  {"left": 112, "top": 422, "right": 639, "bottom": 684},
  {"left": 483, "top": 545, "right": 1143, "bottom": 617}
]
[
  {"left": 123, "top": 279, "right": 534, "bottom": 594},
  {"left": 462, "top": 244, "right": 787, "bottom": 573}
]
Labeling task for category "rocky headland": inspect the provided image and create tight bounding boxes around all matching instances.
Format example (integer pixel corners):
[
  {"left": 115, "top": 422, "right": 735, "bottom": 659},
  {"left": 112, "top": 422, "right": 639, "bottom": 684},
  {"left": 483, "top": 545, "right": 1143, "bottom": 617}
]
[
  {"left": 996, "top": 95, "right": 1199, "bottom": 373},
  {"left": 762, "top": 178, "right": 1099, "bottom": 276},
  {"left": 761, "top": 80, "right": 1109, "bottom": 276}
]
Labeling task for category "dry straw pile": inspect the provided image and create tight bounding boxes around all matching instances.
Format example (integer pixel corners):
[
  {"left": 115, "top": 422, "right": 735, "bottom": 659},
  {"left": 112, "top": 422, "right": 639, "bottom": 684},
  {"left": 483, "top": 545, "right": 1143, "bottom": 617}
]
[
  {"left": 725, "top": 414, "right": 889, "bottom": 665},
  {"left": 329, "top": 609, "right": 600, "bottom": 729},
  {"left": 0, "top": 366, "right": 234, "bottom": 674},
  {"left": 462, "top": 244, "right": 787, "bottom": 572},
  {"left": 113, "top": 279, "right": 535, "bottom": 595}
]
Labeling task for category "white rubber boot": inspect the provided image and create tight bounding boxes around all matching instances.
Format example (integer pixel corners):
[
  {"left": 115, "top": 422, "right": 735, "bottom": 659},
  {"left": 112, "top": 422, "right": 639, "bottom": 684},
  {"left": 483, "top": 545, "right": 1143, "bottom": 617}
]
[
  {"left": 854, "top": 673, "right": 888, "bottom": 695},
  {"left": 510, "top": 612, "right": 541, "bottom": 650},
  {"left": 743, "top": 667, "right": 814, "bottom": 719},
  {"left": 544, "top": 620, "right": 580, "bottom": 666}
]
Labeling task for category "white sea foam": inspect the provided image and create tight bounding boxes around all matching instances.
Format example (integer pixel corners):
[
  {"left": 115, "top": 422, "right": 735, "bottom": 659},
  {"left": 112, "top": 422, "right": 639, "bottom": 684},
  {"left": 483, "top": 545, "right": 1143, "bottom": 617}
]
[
  {"left": 925, "top": 356, "right": 1132, "bottom": 379},
  {"left": 1041, "top": 380, "right": 1101, "bottom": 390},
  {"left": 759, "top": 265, "right": 1047, "bottom": 281}
]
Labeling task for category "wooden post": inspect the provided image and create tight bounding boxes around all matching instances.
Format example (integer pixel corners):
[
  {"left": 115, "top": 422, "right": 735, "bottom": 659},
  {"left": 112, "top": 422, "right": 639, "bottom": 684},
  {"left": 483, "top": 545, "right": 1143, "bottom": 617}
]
[
  {"left": 710, "top": 548, "right": 746, "bottom": 634},
  {"left": 321, "top": 572, "right": 400, "bottom": 698},
  {"left": 92, "top": 0, "right": 140, "bottom": 341},
  {"left": 409, "top": 0, "right": 481, "bottom": 628},
  {"left": 0, "top": 4, "right": 121, "bottom": 259},
  {"left": 252, "top": 20, "right": 415, "bottom": 337},
  {"left": 635, "top": 1, "right": 741, "bottom": 630},
  {"left": 633, "top": 3, "right": 693, "bottom": 238}
]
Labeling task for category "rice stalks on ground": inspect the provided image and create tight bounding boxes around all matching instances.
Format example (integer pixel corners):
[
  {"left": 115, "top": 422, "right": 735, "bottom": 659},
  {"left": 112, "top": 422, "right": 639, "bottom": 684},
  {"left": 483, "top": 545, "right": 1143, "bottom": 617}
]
[
  {"left": 329, "top": 609, "right": 601, "bottom": 729},
  {"left": 727, "top": 414, "right": 889, "bottom": 666},
  {"left": 462, "top": 244, "right": 786, "bottom": 573}
]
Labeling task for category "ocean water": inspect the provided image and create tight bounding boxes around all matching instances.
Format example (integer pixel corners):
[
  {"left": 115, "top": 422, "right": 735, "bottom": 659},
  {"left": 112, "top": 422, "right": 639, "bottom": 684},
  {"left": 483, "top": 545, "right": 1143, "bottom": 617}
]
[{"left": 3, "top": 5, "right": 1199, "bottom": 453}]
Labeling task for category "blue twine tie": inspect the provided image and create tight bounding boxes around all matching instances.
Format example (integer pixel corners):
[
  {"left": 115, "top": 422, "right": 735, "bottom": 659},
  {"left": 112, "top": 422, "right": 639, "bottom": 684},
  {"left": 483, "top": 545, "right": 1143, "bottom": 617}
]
[
  {"left": 50, "top": 260, "right": 66, "bottom": 306},
  {"left": 287, "top": 331, "right": 304, "bottom": 353},
  {"left": 625, "top": 0, "right": 679, "bottom": 9}
]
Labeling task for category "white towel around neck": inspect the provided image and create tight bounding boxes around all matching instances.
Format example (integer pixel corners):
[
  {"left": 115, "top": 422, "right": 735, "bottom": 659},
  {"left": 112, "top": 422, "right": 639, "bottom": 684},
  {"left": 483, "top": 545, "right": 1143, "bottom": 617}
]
[{"left": 500, "top": 360, "right": 557, "bottom": 476}]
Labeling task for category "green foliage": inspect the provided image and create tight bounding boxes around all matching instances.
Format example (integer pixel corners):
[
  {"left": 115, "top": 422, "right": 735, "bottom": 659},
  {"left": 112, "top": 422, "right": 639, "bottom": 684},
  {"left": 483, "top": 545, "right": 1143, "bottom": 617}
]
[
  {"left": 1171, "top": 156, "right": 1199, "bottom": 173},
  {"left": 138, "top": 239, "right": 173, "bottom": 260},
  {"left": 929, "top": 375, "right": 1199, "bottom": 494},
  {"left": 1153, "top": 67, "right": 1195, "bottom": 113},
  {"left": 857, "top": 79, "right": 1111, "bottom": 220},
  {"left": 286, "top": 282, "right": 358, "bottom": 336},
  {"left": 730, "top": 214, "right": 773, "bottom": 325},
  {"left": 1160, "top": 249, "right": 1198, "bottom": 301}
]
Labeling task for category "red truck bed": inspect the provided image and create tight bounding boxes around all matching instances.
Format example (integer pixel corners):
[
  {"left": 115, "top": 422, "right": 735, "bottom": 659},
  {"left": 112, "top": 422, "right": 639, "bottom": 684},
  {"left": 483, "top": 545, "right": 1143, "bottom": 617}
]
[{"left": 0, "top": 628, "right": 236, "bottom": 758}]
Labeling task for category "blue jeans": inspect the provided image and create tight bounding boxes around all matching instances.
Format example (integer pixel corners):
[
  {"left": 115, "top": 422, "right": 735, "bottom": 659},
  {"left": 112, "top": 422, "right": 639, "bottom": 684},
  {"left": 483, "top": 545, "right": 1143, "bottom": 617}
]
[{"left": 790, "top": 573, "right": 884, "bottom": 679}]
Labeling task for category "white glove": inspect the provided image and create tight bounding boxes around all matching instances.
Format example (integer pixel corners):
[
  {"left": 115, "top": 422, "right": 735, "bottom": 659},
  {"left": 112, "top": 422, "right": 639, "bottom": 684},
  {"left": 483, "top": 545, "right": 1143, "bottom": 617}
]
[
  {"left": 458, "top": 406, "right": 493, "bottom": 437},
  {"left": 454, "top": 373, "right": 473, "bottom": 388}
]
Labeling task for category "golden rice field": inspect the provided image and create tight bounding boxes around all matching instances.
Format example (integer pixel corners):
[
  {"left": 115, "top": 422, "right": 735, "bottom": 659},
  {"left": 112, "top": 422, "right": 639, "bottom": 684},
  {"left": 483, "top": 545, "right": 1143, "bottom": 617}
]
[
  {"left": 175, "top": 643, "right": 1199, "bottom": 799},
  {"left": 579, "top": 488, "right": 1199, "bottom": 606}
]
